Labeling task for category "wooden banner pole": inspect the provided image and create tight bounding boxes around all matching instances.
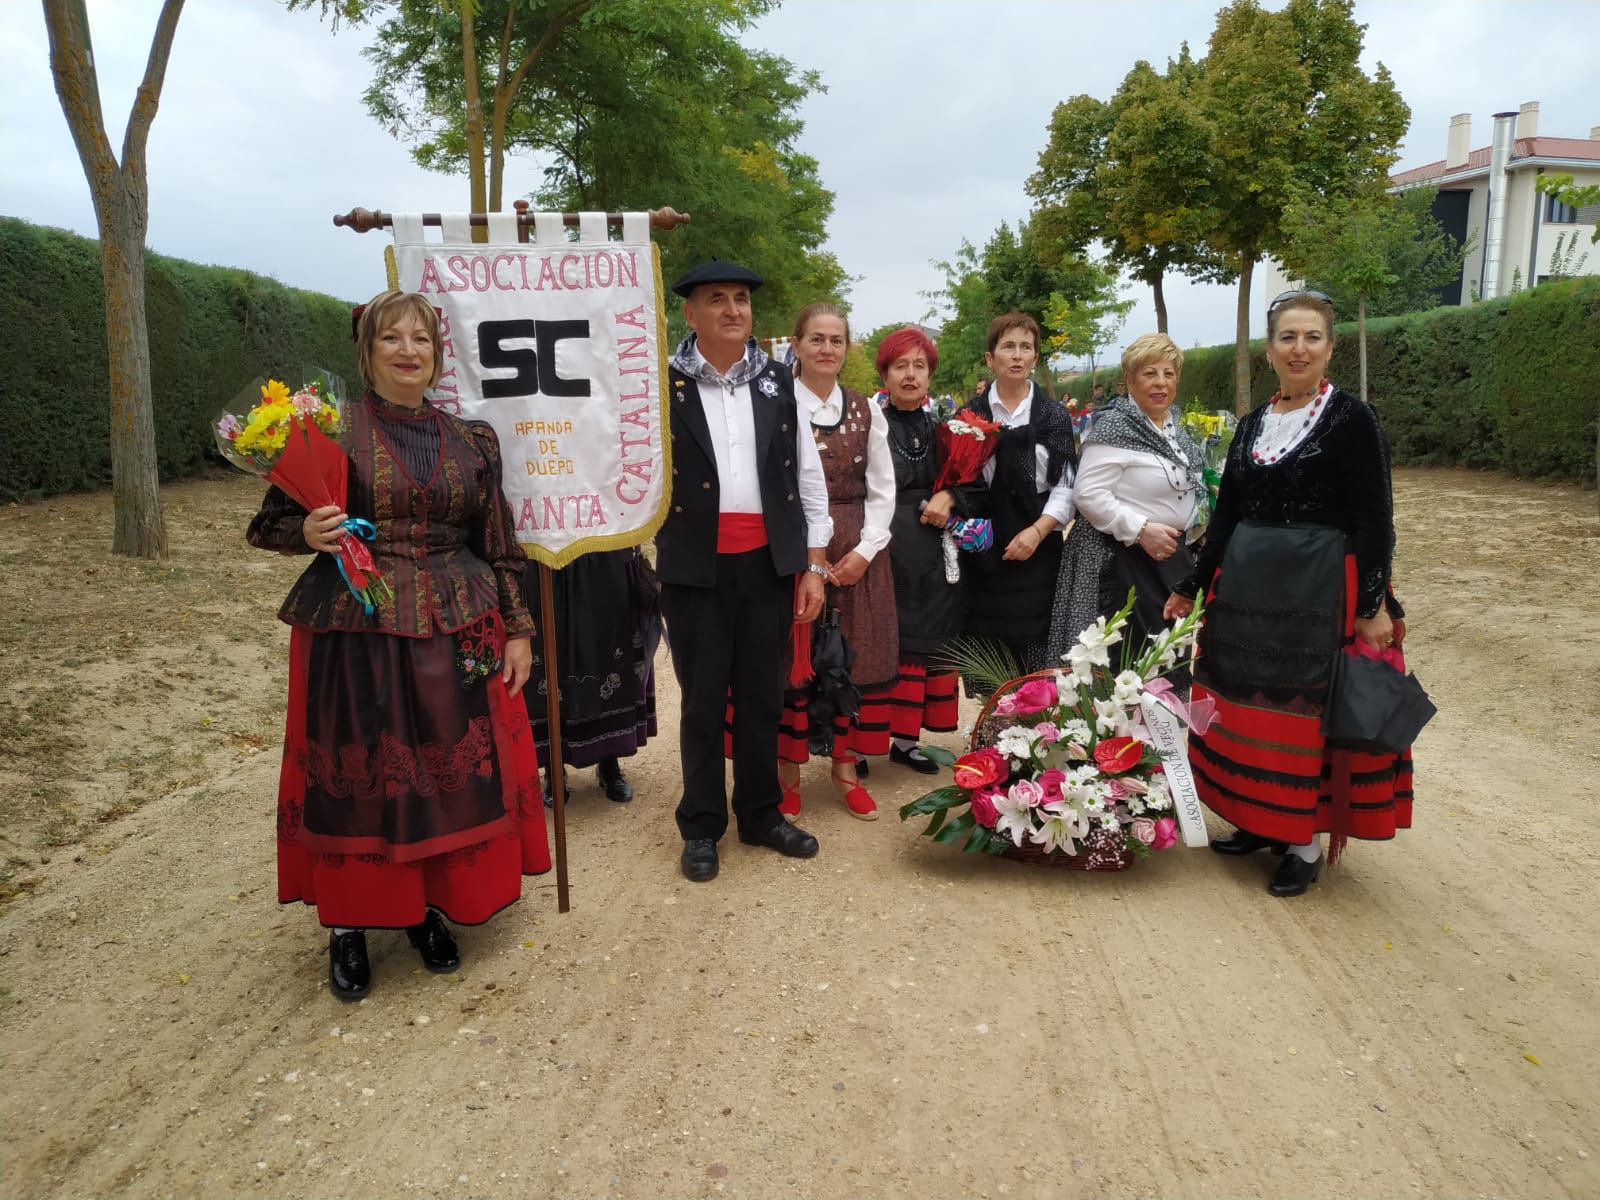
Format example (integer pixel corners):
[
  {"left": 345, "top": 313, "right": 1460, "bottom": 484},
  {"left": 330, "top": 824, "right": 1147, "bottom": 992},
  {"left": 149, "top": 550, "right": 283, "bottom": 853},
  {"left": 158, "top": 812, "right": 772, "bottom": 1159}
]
[
  {"left": 536, "top": 563, "right": 571, "bottom": 913},
  {"left": 336, "top": 199, "right": 689, "bottom": 917}
]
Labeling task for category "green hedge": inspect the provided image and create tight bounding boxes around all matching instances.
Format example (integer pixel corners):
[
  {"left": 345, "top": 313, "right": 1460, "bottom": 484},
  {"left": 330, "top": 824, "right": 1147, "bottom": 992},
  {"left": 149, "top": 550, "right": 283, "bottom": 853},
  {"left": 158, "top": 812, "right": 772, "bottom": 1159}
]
[
  {"left": 1060, "top": 277, "right": 1600, "bottom": 485},
  {"left": 0, "top": 217, "right": 360, "bottom": 501}
]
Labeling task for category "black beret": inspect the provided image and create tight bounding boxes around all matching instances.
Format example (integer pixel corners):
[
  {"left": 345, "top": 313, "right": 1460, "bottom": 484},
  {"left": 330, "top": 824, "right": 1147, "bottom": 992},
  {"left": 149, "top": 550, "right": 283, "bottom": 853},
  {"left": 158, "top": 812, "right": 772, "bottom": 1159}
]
[{"left": 669, "top": 258, "right": 764, "bottom": 298}]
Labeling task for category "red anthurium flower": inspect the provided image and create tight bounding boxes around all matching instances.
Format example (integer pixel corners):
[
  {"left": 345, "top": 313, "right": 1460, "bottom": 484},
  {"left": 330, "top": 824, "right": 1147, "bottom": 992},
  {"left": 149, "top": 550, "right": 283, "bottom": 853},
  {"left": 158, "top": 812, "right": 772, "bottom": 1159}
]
[
  {"left": 952, "top": 747, "right": 1008, "bottom": 791},
  {"left": 1093, "top": 736, "right": 1145, "bottom": 775}
]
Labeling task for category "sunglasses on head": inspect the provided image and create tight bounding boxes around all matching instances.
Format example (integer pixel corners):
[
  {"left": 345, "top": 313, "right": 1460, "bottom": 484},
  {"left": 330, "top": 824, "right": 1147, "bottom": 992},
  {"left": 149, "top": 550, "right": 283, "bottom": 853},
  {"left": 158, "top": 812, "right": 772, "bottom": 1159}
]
[{"left": 1268, "top": 288, "right": 1333, "bottom": 313}]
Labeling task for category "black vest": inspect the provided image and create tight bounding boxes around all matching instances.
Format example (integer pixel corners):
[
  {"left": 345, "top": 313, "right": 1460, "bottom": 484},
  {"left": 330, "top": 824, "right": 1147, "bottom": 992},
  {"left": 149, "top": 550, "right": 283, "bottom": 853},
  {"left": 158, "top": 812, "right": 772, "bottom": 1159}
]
[{"left": 655, "top": 362, "right": 809, "bottom": 587}]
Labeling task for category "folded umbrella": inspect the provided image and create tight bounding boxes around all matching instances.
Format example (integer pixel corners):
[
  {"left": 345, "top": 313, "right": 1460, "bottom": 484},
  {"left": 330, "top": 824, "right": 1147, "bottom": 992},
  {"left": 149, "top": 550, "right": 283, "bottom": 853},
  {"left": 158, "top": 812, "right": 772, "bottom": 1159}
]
[{"left": 807, "top": 606, "right": 861, "bottom": 756}]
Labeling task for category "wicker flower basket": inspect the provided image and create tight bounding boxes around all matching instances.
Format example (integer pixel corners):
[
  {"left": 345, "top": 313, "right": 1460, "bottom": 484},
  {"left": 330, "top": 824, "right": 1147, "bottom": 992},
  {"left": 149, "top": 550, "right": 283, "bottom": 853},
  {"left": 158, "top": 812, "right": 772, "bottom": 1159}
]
[{"left": 972, "top": 670, "right": 1135, "bottom": 872}]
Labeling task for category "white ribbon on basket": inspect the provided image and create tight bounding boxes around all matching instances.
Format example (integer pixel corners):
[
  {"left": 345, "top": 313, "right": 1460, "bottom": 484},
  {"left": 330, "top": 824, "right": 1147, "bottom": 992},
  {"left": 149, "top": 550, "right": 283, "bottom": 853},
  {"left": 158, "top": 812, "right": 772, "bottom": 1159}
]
[{"left": 1138, "top": 691, "right": 1211, "bottom": 848}]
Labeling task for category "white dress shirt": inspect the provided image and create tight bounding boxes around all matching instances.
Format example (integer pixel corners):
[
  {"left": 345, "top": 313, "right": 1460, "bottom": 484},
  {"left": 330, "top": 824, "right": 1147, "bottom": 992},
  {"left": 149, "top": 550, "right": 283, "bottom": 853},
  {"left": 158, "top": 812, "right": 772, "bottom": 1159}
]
[
  {"left": 692, "top": 345, "right": 832, "bottom": 548},
  {"left": 980, "top": 386, "right": 1075, "bottom": 524},
  {"left": 795, "top": 377, "right": 894, "bottom": 562},
  {"left": 1072, "top": 411, "right": 1200, "bottom": 545}
]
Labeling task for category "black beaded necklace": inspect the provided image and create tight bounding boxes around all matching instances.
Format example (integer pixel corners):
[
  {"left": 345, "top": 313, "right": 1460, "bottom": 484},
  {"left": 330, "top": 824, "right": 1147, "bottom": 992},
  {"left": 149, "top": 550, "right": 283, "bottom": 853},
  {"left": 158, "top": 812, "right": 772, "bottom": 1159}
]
[{"left": 885, "top": 405, "right": 932, "bottom": 462}]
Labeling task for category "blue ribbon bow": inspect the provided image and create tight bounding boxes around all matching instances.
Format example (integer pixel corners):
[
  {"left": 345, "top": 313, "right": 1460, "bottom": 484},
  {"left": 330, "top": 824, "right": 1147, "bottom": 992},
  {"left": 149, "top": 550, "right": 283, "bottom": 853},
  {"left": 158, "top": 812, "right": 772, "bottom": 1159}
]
[{"left": 333, "top": 517, "right": 378, "bottom": 615}]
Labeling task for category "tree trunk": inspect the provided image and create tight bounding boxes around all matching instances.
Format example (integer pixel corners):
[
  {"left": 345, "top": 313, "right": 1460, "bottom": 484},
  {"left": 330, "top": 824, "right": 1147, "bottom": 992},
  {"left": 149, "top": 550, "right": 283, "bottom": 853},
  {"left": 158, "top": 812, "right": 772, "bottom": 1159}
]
[
  {"left": 1151, "top": 273, "right": 1168, "bottom": 335},
  {"left": 459, "top": 4, "right": 488, "bottom": 239},
  {"left": 1358, "top": 291, "right": 1369, "bottom": 403},
  {"left": 43, "top": 0, "right": 181, "bottom": 558},
  {"left": 101, "top": 197, "right": 168, "bottom": 557},
  {"left": 1233, "top": 255, "right": 1255, "bottom": 415}
]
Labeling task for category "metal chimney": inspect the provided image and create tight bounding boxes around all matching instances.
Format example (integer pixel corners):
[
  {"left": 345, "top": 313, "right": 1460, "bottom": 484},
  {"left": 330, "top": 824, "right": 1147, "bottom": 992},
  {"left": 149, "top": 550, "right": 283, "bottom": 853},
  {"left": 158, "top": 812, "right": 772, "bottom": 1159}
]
[
  {"left": 1446, "top": 113, "right": 1472, "bottom": 169},
  {"left": 1481, "top": 111, "right": 1518, "bottom": 298}
]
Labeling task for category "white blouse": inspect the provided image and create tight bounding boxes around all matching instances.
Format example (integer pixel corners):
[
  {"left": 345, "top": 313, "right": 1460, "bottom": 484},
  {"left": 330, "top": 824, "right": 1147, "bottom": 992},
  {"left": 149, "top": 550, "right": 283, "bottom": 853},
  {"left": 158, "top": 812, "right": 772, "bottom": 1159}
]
[
  {"left": 979, "top": 387, "right": 1076, "bottom": 524},
  {"left": 1250, "top": 382, "right": 1333, "bottom": 466},
  {"left": 795, "top": 377, "right": 895, "bottom": 562},
  {"left": 1072, "top": 412, "right": 1200, "bottom": 545}
]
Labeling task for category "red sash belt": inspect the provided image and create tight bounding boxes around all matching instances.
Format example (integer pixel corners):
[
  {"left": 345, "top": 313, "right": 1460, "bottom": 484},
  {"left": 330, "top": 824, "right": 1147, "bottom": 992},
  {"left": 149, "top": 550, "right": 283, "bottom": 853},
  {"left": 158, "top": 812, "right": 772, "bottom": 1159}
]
[{"left": 717, "top": 512, "right": 769, "bottom": 554}]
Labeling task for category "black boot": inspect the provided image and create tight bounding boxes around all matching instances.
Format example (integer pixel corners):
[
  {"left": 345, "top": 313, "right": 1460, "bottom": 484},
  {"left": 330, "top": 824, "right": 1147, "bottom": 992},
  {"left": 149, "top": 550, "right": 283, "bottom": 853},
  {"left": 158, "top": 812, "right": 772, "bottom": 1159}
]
[
  {"left": 328, "top": 930, "right": 371, "bottom": 1000},
  {"left": 597, "top": 756, "right": 633, "bottom": 803}
]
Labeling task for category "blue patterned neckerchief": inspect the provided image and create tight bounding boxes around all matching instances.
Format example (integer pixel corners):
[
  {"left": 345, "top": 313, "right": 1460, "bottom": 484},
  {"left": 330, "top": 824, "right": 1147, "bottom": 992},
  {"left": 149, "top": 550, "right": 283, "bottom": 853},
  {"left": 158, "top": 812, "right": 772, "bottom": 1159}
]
[{"left": 671, "top": 335, "right": 770, "bottom": 389}]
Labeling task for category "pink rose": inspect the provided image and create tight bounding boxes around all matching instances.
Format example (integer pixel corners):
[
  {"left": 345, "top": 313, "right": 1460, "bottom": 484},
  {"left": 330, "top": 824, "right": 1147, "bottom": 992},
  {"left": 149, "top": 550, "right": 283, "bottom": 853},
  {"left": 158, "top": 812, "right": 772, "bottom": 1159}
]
[
  {"left": 994, "top": 694, "right": 1018, "bottom": 716},
  {"left": 970, "top": 788, "right": 1000, "bottom": 829},
  {"left": 1131, "top": 817, "right": 1157, "bottom": 846},
  {"left": 1152, "top": 818, "right": 1178, "bottom": 850},
  {"left": 1008, "top": 678, "right": 1057, "bottom": 715},
  {"left": 1038, "top": 768, "right": 1067, "bottom": 803},
  {"left": 1009, "top": 778, "right": 1046, "bottom": 808},
  {"left": 1033, "top": 721, "right": 1059, "bottom": 742},
  {"left": 1107, "top": 778, "right": 1129, "bottom": 801},
  {"left": 1066, "top": 742, "right": 1089, "bottom": 761}
]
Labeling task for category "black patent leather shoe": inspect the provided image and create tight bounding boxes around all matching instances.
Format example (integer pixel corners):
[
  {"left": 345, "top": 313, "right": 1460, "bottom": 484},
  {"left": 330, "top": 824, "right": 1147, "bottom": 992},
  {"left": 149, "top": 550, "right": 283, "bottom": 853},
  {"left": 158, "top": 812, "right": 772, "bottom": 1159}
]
[
  {"left": 739, "top": 820, "right": 819, "bottom": 859},
  {"left": 328, "top": 931, "right": 371, "bottom": 1000},
  {"left": 681, "top": 838, "right": 719, "bottom": 882},
  {"left": 598, "top": 757, "right": 634, "bottom": 803},
  {"left": 406, "top": 910, "right": 461, "bottom": 974},
  {"left": 889, "top": 744, "right": 940, "bottom": 775},
  {"left": 1210, "top": 829, "right": 1290, "bottom": 856},
  {"left": 541, "top": 767, "right": 569, "bottom": 810},
  {"left": 1267, "top": 853, "right": 1323, "bottom": 897}
]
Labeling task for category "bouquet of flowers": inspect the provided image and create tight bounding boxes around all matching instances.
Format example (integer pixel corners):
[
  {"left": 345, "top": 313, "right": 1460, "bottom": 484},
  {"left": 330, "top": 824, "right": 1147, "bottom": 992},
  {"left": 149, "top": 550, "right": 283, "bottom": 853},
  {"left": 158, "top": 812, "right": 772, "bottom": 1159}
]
[
  {"left": 215, "top": 374, "right": 392, "bottom": 614},
  {"left": 1181, "top": 409, "right": 1237, "bottom": 495},
  {"left": 920, "top": 411, "right": 1001, "bottom": 583},
  {"left": 900, "top": 591, "right": 1210, "bottom": 870}
]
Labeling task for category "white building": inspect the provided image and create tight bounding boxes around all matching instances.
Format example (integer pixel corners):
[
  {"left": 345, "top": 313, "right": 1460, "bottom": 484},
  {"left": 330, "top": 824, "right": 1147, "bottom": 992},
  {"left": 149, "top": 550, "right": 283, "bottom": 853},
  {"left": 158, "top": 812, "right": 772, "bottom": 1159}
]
[{"left": 1264, "top": 102, "right": 1600, "bottom": 308}]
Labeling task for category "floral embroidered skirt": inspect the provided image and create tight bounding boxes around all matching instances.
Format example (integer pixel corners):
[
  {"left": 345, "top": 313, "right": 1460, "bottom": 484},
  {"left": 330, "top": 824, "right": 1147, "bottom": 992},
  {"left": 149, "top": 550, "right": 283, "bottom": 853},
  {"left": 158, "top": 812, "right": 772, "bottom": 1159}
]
[{"left": 276, "top": 624, "right": 551, "bottom": 929}]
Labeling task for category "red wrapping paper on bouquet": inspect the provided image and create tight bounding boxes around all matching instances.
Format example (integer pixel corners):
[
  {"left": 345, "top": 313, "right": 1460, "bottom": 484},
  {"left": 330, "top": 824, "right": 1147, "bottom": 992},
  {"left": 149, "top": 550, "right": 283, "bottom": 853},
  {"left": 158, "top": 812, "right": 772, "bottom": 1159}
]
[
  {"left": 269, "top": 417, "right": 389, "bottom": 613},
  {"left": 930, "top": 412, "right": 1002, "bottom": 493}
]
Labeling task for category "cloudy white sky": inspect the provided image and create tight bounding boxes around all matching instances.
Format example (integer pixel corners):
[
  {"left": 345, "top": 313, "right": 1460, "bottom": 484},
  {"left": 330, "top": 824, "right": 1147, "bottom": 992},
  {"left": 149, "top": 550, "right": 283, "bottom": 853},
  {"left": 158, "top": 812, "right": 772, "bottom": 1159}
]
[{"left": 3, "top": 0, "right": 1597, "bottom": 361}]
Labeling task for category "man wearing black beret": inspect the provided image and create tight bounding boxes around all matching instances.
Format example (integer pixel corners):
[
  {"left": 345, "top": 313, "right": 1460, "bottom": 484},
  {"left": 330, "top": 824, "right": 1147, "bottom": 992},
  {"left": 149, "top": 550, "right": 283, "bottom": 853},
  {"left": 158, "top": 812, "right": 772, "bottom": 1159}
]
[{"left": 656, "top": 259, "right": 832, "bottom": 881}]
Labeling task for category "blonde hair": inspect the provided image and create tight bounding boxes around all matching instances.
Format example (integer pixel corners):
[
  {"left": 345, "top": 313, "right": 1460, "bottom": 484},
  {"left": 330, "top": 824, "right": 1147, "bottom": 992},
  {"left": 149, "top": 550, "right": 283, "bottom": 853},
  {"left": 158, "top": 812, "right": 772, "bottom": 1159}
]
[
  {"left": 356, "top": 291, "right": 444, "bottom": 391},
  {"left": 1121, "top": 332, "right": 1184, "bottom": 379}
]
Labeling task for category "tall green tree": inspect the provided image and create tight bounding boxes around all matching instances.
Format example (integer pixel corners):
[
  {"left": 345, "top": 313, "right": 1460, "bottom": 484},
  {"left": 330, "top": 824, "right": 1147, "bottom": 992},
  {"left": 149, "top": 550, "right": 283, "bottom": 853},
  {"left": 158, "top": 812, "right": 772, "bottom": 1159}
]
[
  {"left": 1281, "top": 185, "right": 1468, "bottom": 400},
  {"left": 1043, "top": 263, "right": 1135, "bottom": 381},
  {"left": 292, "top": 0, "right": 845, "bottom": 331},
  {"left": 43, "top": 0, "right": 185, "bottom": 557},
  {"left": 1029, "top": 46, "right": 1231, "bottom": 334},
  {"left": 1198, "top": 0, "right": 1409, "bottom": 412}
]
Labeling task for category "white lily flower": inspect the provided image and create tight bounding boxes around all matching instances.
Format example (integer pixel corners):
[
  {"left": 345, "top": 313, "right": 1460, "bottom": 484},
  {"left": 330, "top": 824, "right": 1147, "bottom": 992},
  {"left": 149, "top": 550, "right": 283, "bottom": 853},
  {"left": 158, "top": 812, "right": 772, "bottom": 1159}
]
[
  {"left": 1113, "top": 671, "right": 1144, "bottom": 704},
  {"left": 992, "top": 789, "right": 1036, "bottom": 847},
  {"left": 1030, "top": 801, "right": 1087, "bottom": 855}
]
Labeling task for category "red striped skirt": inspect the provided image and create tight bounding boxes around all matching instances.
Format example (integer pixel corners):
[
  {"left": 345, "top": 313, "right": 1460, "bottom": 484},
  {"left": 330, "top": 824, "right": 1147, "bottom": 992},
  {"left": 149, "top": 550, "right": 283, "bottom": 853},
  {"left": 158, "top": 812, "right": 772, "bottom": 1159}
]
[
  {"left": 887, "top": 659, "right": 961, "bottom": 741},
  {"left": 276, "top": 625, "right": 551, "bottom": 929},
  {"left": 1190, "top": 548, "right": 1414, "bottom": 846},
  {"left": 1189, "top": 683, "right": 1414, "bottom": 845},
  {"left": 723, "top": 684, "right": 893, "bottom": 764}
]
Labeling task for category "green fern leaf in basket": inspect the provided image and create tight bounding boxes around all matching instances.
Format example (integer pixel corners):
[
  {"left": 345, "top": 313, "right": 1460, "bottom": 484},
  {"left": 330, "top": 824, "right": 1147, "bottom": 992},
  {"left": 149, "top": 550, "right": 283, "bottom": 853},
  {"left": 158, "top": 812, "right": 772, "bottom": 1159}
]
[{"left": 931, "top": 635, "right": 1022, "bottom": 695}]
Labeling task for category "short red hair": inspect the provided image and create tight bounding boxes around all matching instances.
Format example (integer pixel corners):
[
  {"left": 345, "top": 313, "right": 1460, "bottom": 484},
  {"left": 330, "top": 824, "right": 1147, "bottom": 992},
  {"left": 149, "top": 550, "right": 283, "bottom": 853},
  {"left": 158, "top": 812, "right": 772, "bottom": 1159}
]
[{"left": 875, "top": 326, "right": 938, "bottom": 378}]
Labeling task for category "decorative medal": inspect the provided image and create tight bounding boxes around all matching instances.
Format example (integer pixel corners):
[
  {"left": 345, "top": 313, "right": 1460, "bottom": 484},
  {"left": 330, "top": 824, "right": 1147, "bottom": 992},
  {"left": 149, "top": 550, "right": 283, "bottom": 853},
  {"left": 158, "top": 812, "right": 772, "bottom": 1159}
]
[{"left": 757, "top": 376, "right": 779, "bottom": 398}]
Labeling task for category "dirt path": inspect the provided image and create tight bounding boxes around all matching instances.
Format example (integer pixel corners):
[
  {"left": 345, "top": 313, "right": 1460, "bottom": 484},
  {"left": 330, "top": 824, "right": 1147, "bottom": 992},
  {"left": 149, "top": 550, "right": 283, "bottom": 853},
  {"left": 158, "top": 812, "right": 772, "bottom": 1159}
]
[{"left": 2, "top": 469, "right": 1596, "bottom": 1200}]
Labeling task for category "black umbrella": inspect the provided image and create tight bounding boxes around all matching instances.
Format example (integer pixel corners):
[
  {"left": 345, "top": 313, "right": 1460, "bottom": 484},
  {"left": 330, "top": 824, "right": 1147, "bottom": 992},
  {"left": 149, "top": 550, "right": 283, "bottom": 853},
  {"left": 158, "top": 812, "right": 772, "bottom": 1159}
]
[{"left": 806, "top": 604, "right": 861, "bottom": 757}]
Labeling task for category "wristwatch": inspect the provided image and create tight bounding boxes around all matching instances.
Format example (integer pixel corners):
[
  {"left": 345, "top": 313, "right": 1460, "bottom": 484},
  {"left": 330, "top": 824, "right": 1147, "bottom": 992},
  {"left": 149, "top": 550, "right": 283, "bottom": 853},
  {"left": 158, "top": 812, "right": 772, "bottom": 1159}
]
[{"left": 805, "top": 564, "right": 829, "bottom": 579}]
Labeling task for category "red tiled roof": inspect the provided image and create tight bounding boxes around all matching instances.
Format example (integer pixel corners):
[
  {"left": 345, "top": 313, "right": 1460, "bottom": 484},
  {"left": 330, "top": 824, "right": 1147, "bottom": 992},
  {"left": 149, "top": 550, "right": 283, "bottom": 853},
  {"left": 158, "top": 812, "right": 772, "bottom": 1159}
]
[{"left": 1390, "top": 136, "right": 1600, "bottom": 186}]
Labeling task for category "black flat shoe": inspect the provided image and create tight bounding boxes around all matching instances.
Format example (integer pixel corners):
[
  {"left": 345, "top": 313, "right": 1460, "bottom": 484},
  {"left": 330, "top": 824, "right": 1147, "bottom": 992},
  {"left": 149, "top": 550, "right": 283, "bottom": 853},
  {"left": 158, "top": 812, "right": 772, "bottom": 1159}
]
[
  {"left": 541, "top": 767, "right": 570, "bottom": 810},
  {"left": 889, "top": 744, "right": 940, "bottom": 775},
  {"left": 597, "top": 757, "right": 633, "bottom": 803},
  {"left": 739, "top": 820, "right": 819, "bottom": 858},
  {"left": 1267, "top": 853, "right": 1323, "bottom": 897},
  {"left": 681, "top": 837, "right": 719, "bottom": 882},
  {"left": 406, "top": 910, "right": 461, "bottom": 973},
  {"left": 328, "top": 930, "right": 371, "bottom": 1000},
  {"left": 1210, "top": 829, "right": 1290, "bottom": 856}
]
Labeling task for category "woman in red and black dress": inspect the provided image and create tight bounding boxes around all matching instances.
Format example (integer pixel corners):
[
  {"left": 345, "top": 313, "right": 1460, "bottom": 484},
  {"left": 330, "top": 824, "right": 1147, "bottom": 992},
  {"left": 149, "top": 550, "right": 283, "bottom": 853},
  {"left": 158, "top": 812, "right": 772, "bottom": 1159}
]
[
  {"left": 879, "top": 327, "right": 985, "bottom": 774},
  {"left": 248, "top": 290, "right": 549, "bottom": 998},
  {"left": 774, "top": 302, "right": 899, "bottom": 819},
  {"left": 1164, "top": 291, "right": 1412, "bottom": 897}
]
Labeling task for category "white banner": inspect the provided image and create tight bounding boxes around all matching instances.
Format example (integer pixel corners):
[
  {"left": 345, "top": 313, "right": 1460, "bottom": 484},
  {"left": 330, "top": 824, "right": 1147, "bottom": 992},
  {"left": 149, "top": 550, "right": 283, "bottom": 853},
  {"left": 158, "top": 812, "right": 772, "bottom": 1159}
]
[
  {"left": 388, "top": 213, "right": 670, "bottom": 567},
  {"left": 1138, "top": 694, "right": 1210, "bottom": 848}
]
